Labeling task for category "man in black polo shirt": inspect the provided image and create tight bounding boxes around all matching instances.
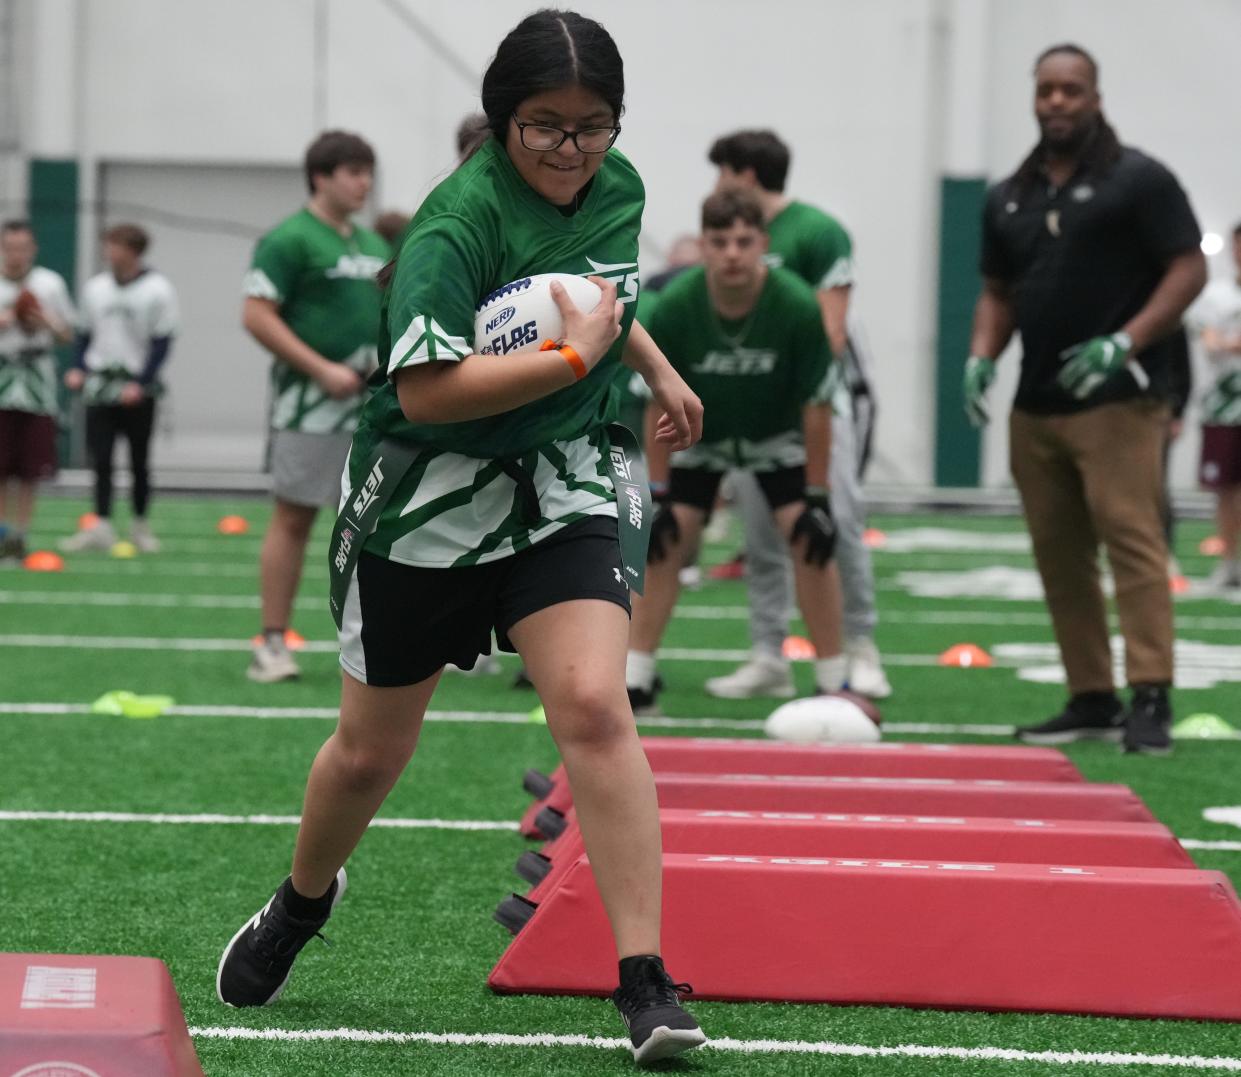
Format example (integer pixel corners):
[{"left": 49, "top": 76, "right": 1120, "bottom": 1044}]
[{"left": 963, "top": 43, "right": 1206, "bottom": 754}]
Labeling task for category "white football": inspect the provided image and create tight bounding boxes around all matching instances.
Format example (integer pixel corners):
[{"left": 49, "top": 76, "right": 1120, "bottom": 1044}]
[
  {"left": 764, "top": 696, "right": 882, "bottom": 745},
  {"left": 474, "top": 272, "right": 603, "bottom": 357}
]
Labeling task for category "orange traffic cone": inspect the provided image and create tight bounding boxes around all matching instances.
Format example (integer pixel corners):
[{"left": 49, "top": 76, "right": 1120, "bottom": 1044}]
[
  {"left": 218, "top": 514, "right": 250, "bottom": 535},
  {"left": 781, "top": 635, "right": 816, "bottom": 660},
  {"left": 938, "top": 643, "right": 992, "bottom": 668},
  {"left": 24, "top": 550, "right": 65, "bottom": 572},
  {"left": 1199, "top": 535, "right": 1225, "bottom": 556},
  {"left": 77, "top": 512, "right": 99, "bottom": 531},
  {"left": 862, "top": 528, "right": 887, "bottom": 548}
]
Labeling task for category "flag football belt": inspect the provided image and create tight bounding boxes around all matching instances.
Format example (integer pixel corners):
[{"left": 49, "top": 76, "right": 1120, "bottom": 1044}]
[{"left": 328, "top": 423, "right": 653, "bottom": 629}]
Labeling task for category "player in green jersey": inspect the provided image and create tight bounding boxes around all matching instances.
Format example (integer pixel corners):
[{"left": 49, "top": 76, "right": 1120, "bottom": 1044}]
[
  {"left": 708, "top": 129, "right": 892, "bottom": 701},
  {"left": 218, "top": 12, "right": 706, "bottom": 1064},
  {"left": 243, "top": 130, "right": 390, "bottom": 683},
  {"left": 625, "top": 189, "right": 843, "bottom": 711}
]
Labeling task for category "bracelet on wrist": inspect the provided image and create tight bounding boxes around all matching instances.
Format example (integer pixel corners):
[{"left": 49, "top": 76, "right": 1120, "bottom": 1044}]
[{"left": 540, "top": 339, "right": 588, "bottom": 380}]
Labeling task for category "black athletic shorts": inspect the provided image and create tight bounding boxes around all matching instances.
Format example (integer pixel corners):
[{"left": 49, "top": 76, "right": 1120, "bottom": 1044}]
[
  {"left": 338, "top": 515, "right": 630, "bottom": 687},
  {"left": 670, "top": 465, "right": 806, "bottom": 519}
]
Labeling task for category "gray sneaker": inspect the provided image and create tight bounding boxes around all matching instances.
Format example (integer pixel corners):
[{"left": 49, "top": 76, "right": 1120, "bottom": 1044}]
[
  {"left": 247, "top": 636, "right": 301, "bottom": 683},
  {"left": 705, "top": 655, "right": 795, "bottom": 699},
  {"left": 60, "top": 518, "right": 117, "bottom": 552},
  {"left": 130, "top": 519, "right": 162, "bottom": 554}
]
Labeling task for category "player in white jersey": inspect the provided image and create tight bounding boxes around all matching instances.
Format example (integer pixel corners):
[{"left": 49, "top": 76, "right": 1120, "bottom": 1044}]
[
  {"left": 63, "top": 224, "right": 178, "bottom": 553},
  {"left": 0, "top": 220, "right": 75, "bottom": 561},
  {"left": 1187, "top": 222, "right": 1241, "bottom": 588}
]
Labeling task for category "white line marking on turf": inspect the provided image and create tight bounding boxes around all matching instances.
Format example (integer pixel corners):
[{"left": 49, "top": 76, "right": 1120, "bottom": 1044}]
[
  {"left": 184, "top": 1026, "right": 1241, "bottom": 1069},
  {"left": 0, "top": 590, "right": 327, "bottom": 611},
  {"left": 0, "top": 701, "right": 1015, "bottom": 736},
  {"left": 1180, "top": 839, "right": 1241, "bottom": 852},
  {"left": 0, "top": 634, "right": 985, "bottom": 668},
  {"left": 671, "top": 606, "right": 1241, "bottom": 631},
  {"left": 0, "top": 810, "right": 517, "bottom": 830},
  {"left": 1, "top": 808, "right": 1230, "bottom": 855}
]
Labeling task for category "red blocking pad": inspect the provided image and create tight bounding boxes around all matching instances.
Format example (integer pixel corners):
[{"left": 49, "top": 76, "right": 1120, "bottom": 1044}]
[
  {"left": 490, "top": 853, "right": 1241, "bottom": 1019},
  {"left": 643, "top": 773, "right": 1153, "bottom": 821},
  {"left": 0, "top": 953, "right": 204, "bottom": 1076},
  {"left": 518, "top": 739, "right": 1083, "bottom": 836},
  {"left": 524, "top": 809, "right": 1193, "bottom": 902}
]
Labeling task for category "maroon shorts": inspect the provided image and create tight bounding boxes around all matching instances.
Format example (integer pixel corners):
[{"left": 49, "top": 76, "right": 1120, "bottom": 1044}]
[
  {"left": 0, "top": 409, "right": 58, "bottom": 481},
  {"left": 1200, "top": 424, "right": 1241, "bottom": 490}
]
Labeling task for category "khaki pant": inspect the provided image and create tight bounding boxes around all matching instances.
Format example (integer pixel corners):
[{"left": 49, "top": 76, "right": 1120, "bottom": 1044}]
[{"left": 1009, "top": 399, "right": 1173, "bottom": 694}]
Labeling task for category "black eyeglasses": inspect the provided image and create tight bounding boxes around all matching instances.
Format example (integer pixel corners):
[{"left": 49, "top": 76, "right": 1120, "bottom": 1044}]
[{"left": 511, "top": 114, "right": 621, "bottom": 154}]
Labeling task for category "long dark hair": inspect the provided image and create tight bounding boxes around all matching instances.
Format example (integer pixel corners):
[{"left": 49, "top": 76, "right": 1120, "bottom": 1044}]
[
  {"left": 481, "top": 9, "right": 625, "bottom": 142},
  {"left": 1009, "top": 113, "right": 1122, "bottom": 201}
]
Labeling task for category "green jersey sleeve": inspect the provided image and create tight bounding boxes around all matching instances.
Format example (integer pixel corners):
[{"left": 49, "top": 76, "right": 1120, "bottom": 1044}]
[
  {"left": 806, "top": 216, "right": 854, "bottom": 291},
  {"left": 244, "top": 228, "right": 302, "bottom": 303},
  {"left": 385, "top": 214, "right": 486, "bottom": 376}
]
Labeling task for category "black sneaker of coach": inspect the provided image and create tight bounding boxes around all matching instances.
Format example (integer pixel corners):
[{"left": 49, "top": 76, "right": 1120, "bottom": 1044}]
[
  {"left": 1123, "top": 684, "right": 1173, "bottom": 756},
  {"left": 1014, "top": 691, "right": 1124, "bottom": 745},
  {"left": 611, "top": 955, "right": 706, "bottom": 1066},
  {"left": 216, "top": 869, "right": 346, "bottom": 1007}
]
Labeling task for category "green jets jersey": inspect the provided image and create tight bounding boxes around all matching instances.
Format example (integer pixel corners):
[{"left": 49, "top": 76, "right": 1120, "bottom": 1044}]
[
  {"left": 244, "top": 209, "right": 389, "bottom": 433},
  {"left": 348, "top": 139, "right": 645, "bottom": 567},
  {"left": 765, "top": 200, "right": 854, "bottom": 291},
  {"left": 648, "top": 265, "right": 832, "bottom": 471}
]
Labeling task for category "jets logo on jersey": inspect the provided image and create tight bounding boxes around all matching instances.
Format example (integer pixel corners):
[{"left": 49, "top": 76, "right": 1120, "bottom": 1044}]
[
  {"left": 584, "top": 258, "right": 639, "bottom": 305},
  {"left": 692, "top": 349, "right": 778, "bottom": 376},
  {"left": 352, "top": 459, "right": 386, "bottom": 516},
  {"left": 326, "top": 253, "right": 387, "bottom": 281}
]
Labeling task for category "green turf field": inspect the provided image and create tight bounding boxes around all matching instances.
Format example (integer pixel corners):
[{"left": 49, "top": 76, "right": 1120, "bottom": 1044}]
[{"left": 2, "top": 494, "right": 1241, "bottom": 1075}]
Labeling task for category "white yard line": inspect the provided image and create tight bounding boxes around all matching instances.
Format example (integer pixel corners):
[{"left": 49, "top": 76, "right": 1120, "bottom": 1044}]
[
  {"left": 0, "top": 633, "right": 1008, "bottom": 668},
  {"left": 6, "top": 591, "right": 1239, "bottom": 631},
  {"left": 0, "top": 810, "right": 516, "bottom": 830},
  {"left": 0, "top": 801, "right": 1235, "bottom": 857},
  {"left": 9, "top": 810, "right": 1236, "bottom": 856},
  {"left": 0, "top": 589, "right": 325, "bottom": 611},
  {"left": 184, "top": 1026, "right": 1241, "bottom": 1069},
  {"left": 0, "top": 700, "right": 1015, "bottom": 736}
]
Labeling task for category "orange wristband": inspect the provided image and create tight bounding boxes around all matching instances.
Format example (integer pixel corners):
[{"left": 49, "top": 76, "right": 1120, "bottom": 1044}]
[{"left": 559, "top": 344, "right": 587, "bottom": 381}]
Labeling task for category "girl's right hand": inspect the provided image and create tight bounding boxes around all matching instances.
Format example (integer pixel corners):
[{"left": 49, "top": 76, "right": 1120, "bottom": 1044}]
[{"left": 551, "top": 275, "right": 622, "bottom": 370}]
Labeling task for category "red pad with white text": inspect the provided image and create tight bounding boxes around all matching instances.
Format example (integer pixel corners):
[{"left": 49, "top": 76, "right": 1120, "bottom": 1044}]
[{"left": 0, "top": 953, "right": 204, "bottom": 1076}]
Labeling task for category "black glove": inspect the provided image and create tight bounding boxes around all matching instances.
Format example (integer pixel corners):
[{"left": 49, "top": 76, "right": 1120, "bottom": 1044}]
[
  {"left": 647, "top": 492, "right": 680, "bottom": 563},
  {"left": 791, "top": 491, "right": 837, "bottom": 567}
]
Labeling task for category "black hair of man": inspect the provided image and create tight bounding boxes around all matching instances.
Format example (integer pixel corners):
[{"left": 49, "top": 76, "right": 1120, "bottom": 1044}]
[
  {"left": 304, "top": 130, "right": 376, "bottom": 195},
  {"left": 1034, "top": 42, "right": 1099, "bottom": 86},
  {"left": 707, "top": 129, "right": 790, "bottom": 193},
  {"left": 701, "top": 188, "right": 766, "bottom": 233}
]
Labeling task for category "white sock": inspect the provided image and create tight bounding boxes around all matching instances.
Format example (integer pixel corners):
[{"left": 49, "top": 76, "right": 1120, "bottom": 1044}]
[
  {"left": 625, "top": 650, "right": 657, "bottom": 691},
  {"left": 814, "top": 654, "right": 847, "bottom": 692}
]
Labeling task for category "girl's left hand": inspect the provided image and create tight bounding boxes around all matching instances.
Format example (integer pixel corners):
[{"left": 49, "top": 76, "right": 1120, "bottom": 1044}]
[{"left": 647, "top": 367, "right": 702, "bottom": 452}]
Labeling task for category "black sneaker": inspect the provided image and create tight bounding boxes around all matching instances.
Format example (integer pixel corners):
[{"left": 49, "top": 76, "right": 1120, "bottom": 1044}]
[
  {"left": 216, "top": 869, "right": 346, "bottom": 1007},
  {"left": 626, "top": 675, "right": 664, "bottom": 717},
  {"left": 1123, "top": 685, "right": 1173, "bottom": 756},
  {"left": 1014, "top": 692, "right": 1124, "bottom": 745},
  {"left": 611, "top": 956, "right": 706, "bottom": 1065},
  {"left": 0, "top": 531, "right": 25, "bottom": 561}
]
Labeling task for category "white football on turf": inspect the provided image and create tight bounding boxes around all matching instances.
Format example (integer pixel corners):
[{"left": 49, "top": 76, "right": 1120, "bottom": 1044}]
[
  {"left": 474, "top": 273, "right": 603, "bottom": 357},
  {"left": 764, "top": 696, "right": 882, "bottom": 745}
]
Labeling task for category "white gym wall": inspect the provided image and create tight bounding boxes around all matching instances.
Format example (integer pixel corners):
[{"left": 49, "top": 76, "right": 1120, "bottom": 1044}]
[{"left": 9, "top": 0, "right": 1241, "bottom": 488}]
